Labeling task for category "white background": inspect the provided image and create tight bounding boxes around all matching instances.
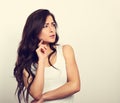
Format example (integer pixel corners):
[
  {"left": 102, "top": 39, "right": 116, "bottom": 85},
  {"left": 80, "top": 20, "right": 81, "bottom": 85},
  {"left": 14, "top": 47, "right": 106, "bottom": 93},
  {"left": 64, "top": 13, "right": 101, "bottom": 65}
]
[{"left": 0, "top": 0, "right": 120, "bottom": 103}]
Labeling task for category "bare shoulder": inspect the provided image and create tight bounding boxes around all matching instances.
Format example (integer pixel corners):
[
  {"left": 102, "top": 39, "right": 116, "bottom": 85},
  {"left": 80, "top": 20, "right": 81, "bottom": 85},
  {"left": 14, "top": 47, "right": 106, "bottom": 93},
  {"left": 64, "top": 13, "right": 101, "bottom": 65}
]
[
  {"left": 63, "top": 44, "right": 74, "bottom": 52},
  {"left": 62, "top": 44, "right": 75, "bottom": 59}
]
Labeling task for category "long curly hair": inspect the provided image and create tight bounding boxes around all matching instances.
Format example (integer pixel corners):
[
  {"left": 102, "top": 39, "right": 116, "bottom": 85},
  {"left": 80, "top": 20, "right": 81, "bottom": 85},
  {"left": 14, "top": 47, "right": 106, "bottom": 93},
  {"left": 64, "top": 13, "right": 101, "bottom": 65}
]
[{"left": 13, "top": 9, "right": 59, "bottom": 103}]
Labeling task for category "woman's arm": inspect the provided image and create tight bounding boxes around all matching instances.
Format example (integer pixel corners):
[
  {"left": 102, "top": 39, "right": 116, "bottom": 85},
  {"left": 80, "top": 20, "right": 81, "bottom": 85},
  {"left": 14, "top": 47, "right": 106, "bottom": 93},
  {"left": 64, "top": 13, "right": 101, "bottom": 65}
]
[
  {"left": 23, "top": 60, "right": 45, "bottom": 100},
  {"left": 23, "top": 40, "right": 48, "bottom": 100},
  {"left": 41, "top": 45, "right": 80, "bottom": 101}
]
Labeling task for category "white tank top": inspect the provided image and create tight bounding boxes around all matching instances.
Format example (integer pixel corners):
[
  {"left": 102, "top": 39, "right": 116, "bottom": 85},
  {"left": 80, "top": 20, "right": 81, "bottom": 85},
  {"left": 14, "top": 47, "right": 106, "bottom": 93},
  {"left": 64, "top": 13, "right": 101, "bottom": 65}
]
[{"left": 30, "top": 45, "right": 74, "bottom": 103}]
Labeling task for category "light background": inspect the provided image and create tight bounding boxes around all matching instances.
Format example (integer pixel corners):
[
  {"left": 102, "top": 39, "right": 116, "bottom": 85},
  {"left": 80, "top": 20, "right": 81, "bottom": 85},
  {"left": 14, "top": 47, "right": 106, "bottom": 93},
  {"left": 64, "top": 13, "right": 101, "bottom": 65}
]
[{"left": 0, "top": 0, "right": 120, "bottom": 103}]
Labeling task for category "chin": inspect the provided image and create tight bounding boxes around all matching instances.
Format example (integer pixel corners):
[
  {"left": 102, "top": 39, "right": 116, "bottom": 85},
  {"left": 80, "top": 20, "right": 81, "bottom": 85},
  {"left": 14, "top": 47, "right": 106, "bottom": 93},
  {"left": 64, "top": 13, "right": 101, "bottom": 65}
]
[
  {"left": 44, "top": 40, "right": 55, "bottom": 44},
  {"left": 49, "top": 40, "right": 56, "bottom": 43}
]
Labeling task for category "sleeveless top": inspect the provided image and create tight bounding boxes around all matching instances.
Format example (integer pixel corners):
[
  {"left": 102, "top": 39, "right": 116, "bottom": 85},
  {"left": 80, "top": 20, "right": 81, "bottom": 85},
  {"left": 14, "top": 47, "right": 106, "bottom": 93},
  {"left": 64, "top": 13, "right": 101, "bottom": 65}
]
[{"left": 30, "top": 45, "right": 74, "bottom": 103}]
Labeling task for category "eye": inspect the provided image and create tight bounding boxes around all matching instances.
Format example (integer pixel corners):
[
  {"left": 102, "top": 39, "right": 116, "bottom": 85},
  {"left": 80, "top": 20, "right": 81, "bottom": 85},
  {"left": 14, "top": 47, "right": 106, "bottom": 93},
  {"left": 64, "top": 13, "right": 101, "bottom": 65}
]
[
  {"left": 43, "top": 24, "right": 48, "bottom": 28},
  {"left": 52, "top": 22, "right": 56, "bottom": 27}
]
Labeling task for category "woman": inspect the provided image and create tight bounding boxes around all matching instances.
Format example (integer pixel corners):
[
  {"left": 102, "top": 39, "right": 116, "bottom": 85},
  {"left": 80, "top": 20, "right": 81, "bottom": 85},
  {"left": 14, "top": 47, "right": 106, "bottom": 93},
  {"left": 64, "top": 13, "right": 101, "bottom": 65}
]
[{"left": 14, "top": 9, "right": 80, "bottom": 103}]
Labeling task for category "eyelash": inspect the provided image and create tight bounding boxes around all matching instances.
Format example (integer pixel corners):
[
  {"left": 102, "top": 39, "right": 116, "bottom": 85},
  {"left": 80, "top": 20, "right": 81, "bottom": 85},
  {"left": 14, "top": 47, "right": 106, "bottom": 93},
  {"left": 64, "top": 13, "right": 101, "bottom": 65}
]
[
  {"left": 52, "top": 23, "right": 56, "bottom": 27},
  {"left": 43, "top": 23, "right": 56, "bottom": 28}
]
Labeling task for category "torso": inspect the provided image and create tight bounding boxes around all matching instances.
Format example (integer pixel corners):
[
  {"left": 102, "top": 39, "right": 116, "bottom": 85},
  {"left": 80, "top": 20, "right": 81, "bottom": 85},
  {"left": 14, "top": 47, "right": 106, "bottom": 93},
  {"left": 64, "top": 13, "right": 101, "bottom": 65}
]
[
  {"left": 44, "top": 50, "right": 57, "bottom": 68},
  {"left": 30, "top": 45, "right": 74, "bottom": 103}
]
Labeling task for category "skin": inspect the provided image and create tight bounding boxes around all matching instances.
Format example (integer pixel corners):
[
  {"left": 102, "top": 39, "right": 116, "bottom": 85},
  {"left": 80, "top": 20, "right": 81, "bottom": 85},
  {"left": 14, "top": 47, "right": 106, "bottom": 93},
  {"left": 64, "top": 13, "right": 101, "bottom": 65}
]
[{"left": 23, "top": 15, "right": 80, "bottom": 103}]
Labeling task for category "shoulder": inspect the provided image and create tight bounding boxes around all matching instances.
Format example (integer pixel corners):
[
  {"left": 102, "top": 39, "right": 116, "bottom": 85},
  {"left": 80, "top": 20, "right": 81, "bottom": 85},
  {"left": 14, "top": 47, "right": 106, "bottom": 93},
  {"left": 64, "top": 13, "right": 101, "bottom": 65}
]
[
  {"left": 62, "top": 44, "right": 74, "bottom": 53},
  {"left": 62, "top": 44, "right": 75, "bottom": 59}
]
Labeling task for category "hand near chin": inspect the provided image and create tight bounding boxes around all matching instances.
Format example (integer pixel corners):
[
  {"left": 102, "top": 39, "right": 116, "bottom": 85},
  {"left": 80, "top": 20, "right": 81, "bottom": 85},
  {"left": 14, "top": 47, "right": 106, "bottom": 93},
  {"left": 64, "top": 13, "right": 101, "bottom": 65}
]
[{"left": 36, "top": 40, "right": 48, "bottom": 60}]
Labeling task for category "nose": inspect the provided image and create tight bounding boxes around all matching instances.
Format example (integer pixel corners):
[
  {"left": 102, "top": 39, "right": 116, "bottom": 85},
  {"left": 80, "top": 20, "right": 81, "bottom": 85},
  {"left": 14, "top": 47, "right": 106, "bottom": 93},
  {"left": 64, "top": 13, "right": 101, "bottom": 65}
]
[{"left": 49, "top": 24, "right": 54, "bottom": 32}]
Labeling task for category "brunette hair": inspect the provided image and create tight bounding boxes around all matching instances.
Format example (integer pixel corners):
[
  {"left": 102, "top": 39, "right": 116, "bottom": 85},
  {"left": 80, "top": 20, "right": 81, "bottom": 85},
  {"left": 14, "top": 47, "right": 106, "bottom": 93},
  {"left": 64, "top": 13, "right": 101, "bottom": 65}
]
[{"left": 14, "top": 9, "right": 59, "bottom": 103}]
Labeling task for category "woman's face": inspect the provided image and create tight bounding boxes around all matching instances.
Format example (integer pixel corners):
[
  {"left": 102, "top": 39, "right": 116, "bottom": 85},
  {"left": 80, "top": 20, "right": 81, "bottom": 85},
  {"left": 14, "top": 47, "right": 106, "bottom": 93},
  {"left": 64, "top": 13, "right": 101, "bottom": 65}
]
[{"left": 38, "top": 15, "right": 56, "bottom": 43}]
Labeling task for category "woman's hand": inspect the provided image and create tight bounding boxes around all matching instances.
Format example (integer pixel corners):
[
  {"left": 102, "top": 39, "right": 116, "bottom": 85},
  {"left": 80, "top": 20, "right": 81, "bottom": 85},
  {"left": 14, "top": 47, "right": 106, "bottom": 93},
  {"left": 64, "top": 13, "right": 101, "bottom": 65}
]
[{"left": 36, "top": 40, "right": 48, "bottom": 61}]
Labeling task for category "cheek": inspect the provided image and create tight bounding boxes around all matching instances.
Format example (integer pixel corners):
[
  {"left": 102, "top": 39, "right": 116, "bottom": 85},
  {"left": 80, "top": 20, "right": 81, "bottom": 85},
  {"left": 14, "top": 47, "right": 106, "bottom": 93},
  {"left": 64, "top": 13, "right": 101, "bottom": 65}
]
[
  {"left": 38, "top": 33, "right": 42, "bottom": 40},
  {"left": 38, "top": 35, "right": 43, "bottom": 40},
  {"left": 38, "top": 32, "right": 47, "bottom": 40},
  {"left": 38, "top": 30, "right": 44, "bottom": 39}
]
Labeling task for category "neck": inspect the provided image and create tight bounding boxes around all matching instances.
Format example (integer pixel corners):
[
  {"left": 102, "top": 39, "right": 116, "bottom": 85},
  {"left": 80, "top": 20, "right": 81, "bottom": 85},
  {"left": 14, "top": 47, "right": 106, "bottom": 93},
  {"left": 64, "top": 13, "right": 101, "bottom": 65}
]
[{"left": 44, "top": 44, "right": 54, "bottom": 55}]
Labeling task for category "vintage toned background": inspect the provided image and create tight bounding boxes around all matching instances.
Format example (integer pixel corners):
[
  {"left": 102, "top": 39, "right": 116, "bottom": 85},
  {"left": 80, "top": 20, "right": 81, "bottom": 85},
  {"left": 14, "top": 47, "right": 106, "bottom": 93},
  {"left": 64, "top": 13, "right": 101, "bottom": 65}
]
[{"left": 0, "top": 0, "right": 120, "bottom": 103}]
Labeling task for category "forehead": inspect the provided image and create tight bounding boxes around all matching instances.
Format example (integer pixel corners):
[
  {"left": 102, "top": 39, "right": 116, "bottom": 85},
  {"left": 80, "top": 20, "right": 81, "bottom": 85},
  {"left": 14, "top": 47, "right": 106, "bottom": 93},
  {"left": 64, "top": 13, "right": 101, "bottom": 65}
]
[{"left": 45, "top": 15, "right": 54, "bottom": 23}]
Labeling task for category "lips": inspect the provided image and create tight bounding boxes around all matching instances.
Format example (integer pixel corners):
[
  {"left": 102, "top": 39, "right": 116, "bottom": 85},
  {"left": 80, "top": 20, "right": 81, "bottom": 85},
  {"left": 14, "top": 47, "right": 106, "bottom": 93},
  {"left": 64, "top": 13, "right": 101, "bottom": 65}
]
[
  {"left": 50, "top": 34, "right": 55, "bottom": 36},
  {"left": 49, "top": 34, "right": 55, "bottom": 38}
]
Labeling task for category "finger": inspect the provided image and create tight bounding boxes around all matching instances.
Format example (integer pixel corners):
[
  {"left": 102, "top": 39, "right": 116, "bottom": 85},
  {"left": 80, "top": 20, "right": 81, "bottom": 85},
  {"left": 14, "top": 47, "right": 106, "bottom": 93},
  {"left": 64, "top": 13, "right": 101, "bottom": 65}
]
[
  {"left": 40, "top": 47, "right": 47, "bottom": 53},
  {"left": 38, "top": 40, "right": 44, "bottom": 46},
  {"left": 40, "top": 44, "right": 47, "bottom": 50}
]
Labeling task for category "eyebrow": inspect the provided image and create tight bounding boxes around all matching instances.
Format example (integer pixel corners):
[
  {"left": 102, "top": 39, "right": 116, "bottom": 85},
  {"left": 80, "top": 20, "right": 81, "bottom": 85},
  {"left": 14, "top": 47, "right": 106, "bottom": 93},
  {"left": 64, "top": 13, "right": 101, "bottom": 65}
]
[{"left": 45, "top": 21, "right": 55, "bottom": 25}]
